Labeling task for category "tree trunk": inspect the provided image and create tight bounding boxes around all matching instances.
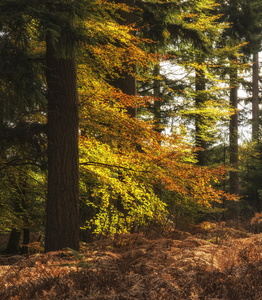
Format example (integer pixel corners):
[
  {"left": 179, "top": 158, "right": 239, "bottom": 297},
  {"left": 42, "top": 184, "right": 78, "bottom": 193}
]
[
  {"left": 3, "top": 173, "right": 27, "bottom": 254},
  {"left": 21, "top": 228, "right": 30, "bottom": 254},
  {"left": 3, "top": 229, "right": 21, "bottom": 254},
  {"left": 252, "top": 52, "right": 259, "bottom": 142},
  {"left": 153, "top": 63, "right": 163, "bottom": 134},
  {"left": 45, "top": 32, "right": 79, "bottom": 252},
  {"left": 229, "top": 68, "right": 239, "bottom": 195},
  {"left": 195, "top": 63, "right": 207, "bottom": 166},
  {"left": 113, "top": 0, "right": 137, "bottom": 117}
]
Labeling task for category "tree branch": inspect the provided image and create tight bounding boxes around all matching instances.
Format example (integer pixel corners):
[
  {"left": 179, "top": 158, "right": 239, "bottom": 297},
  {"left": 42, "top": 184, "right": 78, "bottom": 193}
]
[{"left": 80, "top": 161, "right": 150, "bottom": 173}]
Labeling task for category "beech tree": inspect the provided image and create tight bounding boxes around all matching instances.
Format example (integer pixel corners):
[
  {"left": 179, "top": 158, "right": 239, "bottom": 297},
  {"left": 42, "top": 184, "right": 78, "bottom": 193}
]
[{"left": 77, "top": 0, "right": 239, "bottom": 234}]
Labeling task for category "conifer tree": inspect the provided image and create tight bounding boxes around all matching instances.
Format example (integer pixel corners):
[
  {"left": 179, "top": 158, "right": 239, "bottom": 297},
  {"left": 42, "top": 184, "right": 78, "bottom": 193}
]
[
  {"left": 252, "top": 52, "right": 260, "bottom": 142},
  {"left": 44, "top": 9, "right": 79, "bottom": 252},
  {"left": 0, "top": 0, "right": 81, "bottom": 251}
]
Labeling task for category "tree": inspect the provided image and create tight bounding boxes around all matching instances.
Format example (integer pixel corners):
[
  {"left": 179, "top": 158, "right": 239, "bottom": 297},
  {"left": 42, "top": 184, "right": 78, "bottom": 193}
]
[
  {"left": 137, "top": 0, "right": 236, "bottom": 163},
  {"left": 252, "top": 52, "right": 259, "bottom": 142},
  {"left": 111, "top": 0, "right": 137, "bottom": 118},
  {"left": 195, "top": 55, "right": 207, "bottom": 166},
  {"left": 0, "top": 1, "right": 47, "bottom": 253},
  {"left": 0, "top": 0, "right": 81, "bottom": 251},
  {"left": 45, "top": 17, "right": 80, "bottom": 252},
  {"left": 229, "top": 60, "right": 239, "bottom": 195},
  {"left": 76, "top": 0, "right": 238, "bottom": 235}
]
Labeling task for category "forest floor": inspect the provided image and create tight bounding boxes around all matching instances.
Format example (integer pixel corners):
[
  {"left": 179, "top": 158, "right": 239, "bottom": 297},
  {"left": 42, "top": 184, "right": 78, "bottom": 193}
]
[{"left": 1, "top": 222, "right": 262, "bottom": 299}]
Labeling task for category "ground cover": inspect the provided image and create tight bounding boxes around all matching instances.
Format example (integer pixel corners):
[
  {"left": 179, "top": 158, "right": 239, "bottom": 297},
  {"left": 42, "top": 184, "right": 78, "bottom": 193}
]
[{"left": 1, "top": 223, "right": 262, "bottom": 299}]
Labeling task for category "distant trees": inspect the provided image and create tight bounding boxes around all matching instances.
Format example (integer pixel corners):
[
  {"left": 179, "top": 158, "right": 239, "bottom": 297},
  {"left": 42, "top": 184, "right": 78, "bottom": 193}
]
[{"left": 218, "top": 0, "right": 262, "bottom": 197}]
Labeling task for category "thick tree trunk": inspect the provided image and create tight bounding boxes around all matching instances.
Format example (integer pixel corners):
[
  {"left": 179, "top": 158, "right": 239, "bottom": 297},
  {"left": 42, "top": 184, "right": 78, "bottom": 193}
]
[
  {"left": 229, "top": 68, "right": 239, "bottom": 195},
  {"left": 252, "top": 52, "right": 259, "bottom": 142},
  {"left": 45, "top": 33, "right": 79, "bottom": 252},
  {"left": 195, "top": 64, "right": 207, "bottom": 166}
]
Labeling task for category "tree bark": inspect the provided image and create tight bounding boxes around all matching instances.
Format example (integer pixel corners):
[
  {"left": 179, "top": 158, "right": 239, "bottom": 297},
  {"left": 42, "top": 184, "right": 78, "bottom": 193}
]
[
  {"left": 113, "top": 0, "right": 137, "bottom": 118},
  {"left": 252, "top": 52, "right": 259, "bottom": 142},
  {"left": 195, "top": 63, "right": 207, "bottom": 166},
  {"left": 3, "top": 173, "right": 28, "bottom": 254},
  {"left": 21, "top": 228, "right": 30, "bottom": 254},
  {"left": 229, "top": 67, "right": 239, "bottom": 195},
  {"left": 45, "top": 32, "right": 79, "bottom": 252},
  {"left": 153, "top": 63, "right": 163, "bottom": 134},
  {"left": 3, "top": 229, "right": 21, "bottom": 254}
]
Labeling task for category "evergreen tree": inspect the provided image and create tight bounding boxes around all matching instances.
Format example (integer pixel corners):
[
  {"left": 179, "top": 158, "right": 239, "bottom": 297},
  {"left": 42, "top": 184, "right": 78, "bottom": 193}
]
[
  {"left": 0, "top": 1, "right": 47, "bottom": 253},
  {"left": 0, "top": 0, "right": 83, "bottom": 251},
  {"left": 252, "top": 52, "right": 259, "bottom": 142},
  {"left": 44, "top": 7, "right": 79, "bottom": 252}
]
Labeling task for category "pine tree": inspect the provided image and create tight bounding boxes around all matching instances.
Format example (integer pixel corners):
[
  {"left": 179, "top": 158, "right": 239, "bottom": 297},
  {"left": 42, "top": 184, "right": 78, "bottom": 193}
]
[
  {"left": 252, "top": 53, "right": 260, "bottom": 141},
  {"left": 45, "top": 13, "right": 80, "bottom": 252},
  {"left": 0, "top": 0, "right": 81, "bottom": 251}
]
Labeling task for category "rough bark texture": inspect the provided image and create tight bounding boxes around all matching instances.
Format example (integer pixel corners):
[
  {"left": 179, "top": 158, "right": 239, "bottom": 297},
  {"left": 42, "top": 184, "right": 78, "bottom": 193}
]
[
  {"left": 195, "top": 66, "right": 207, "bottom": 166},
  {"left": 252, "top": 52, "right": 259, "bottom": 142},
  {"left": 229, "top": 69, "right": 239, "bottom": 195},
  {"left": 45, "top": 33, "right": 79, "bottom": 252}
]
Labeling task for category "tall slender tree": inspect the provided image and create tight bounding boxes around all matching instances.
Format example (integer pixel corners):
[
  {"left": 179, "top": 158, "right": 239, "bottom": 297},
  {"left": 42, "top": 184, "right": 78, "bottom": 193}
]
[
  {"left": 195, "top": 56, "right": 207, "bottom": 166},
  {"left": 229, "top": 61, "right": 239, "bottom": 195},
  {"left": 252, "top": 52, "right": 259, "bottom": 142}
]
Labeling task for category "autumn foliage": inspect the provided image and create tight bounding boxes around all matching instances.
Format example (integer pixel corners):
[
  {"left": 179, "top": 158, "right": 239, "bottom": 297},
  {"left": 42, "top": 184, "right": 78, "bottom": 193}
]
[{"left": 74, "top": 1, "right": 238, "bottom": 236}]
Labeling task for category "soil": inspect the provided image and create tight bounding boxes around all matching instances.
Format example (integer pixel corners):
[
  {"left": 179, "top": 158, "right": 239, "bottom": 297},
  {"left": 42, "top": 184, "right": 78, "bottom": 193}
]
[{"left": 1, "top": 222, "right": 262, "bottom": 299}]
